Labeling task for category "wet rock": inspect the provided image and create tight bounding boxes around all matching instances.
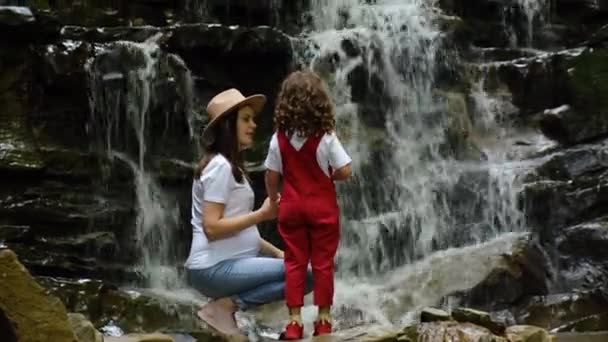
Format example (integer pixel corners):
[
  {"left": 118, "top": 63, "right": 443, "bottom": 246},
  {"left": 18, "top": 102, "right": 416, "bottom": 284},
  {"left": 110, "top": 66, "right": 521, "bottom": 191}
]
[
  {"left": 522, "top": 177, "right": 608, "bottom": 245},
  {"left": 559, "top": 48, "right": 608, "bottom": 144},
  {"left": 180, "top": 0, "right": 309, "bottom": 35},
  {"left": 447, "top": 236, "right": 550, "bottom": 309},
  {"left": 0, "top": 224, "right": 29, "bottom": 242},
  {"left": 0, "top": 249, "right": 78, "bottom": 342},
  {"left": 166, "top": 24, "right": 292, "bottom": 60},
  {"left": 439, "top": 90, "right": 486, "bottom": 161},
  {"left": 68, "top": 313, "right": 103, "bottom": 342},
  {"left": 412, "top": 321, "right": 509, "bottom": 342},
  {"left": 515, "top": 290, "right": 608, "bottom": 331},
  {"left": 420, "top": 307, "right": 452, "bottom": 322},
  {"left": 588, "top": 24, "right": 608, "bottom": 48},
  {"left": 452, "top": 307, "right": 507, "bottom": 334},
  {"left": 532, "top": 141, "right": 608, "bottom": 181},
  {"left": 0, "top": 90, "right": 45, "bottom": 173},
  {"left": 493, "top": 51, "right": 574, "bottom": 118},
  {"left": 156, "top": 158, "right": 194, "bottom": 185},
  {"left": 36, "top": 276, "right": 220, "bottom": 337},
  {"left": 60, "top": 25, "right": 162, "bottom": 43},
  {"left": 499, "top": 47, "right": 608, "bottom": 145},
  {"left": 555, "top": 218, "right": 608, "bottom": 289},
  {"left": 558, "top": 217, "right": 608, "bottom": 260},
  {"left": 556, "top": 312, "right": 608, "bottom": 333},
  {"left": 105, "top": 333, "right": 175, "bottom": 342},
  {"left": 505, "top": 325, "right": 552, "bottom": 342},
  {"left": 0, "top": 6, "right": 34, "bottom": 26},
  {"left": 0, "top": 6, "right": 60, "bottom": 44},
  {"left": 0, "top": 180, "right": 133, "bottom": 231}
]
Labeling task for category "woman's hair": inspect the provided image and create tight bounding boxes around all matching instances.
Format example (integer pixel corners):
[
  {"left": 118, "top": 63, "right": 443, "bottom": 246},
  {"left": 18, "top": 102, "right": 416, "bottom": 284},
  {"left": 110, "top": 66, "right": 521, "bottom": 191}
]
[
  {"left": 194, "top": 110, "right": 245, "bottom": 183},
  {"left": 274, "top": 70, "right": 335, "bottom": 137}
]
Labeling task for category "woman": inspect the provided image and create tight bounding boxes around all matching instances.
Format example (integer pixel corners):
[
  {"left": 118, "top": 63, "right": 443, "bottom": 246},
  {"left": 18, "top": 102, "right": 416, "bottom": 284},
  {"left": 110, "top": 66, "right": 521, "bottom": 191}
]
[{"left": 185, "top": 88, "right": 312, "bottom": 337}]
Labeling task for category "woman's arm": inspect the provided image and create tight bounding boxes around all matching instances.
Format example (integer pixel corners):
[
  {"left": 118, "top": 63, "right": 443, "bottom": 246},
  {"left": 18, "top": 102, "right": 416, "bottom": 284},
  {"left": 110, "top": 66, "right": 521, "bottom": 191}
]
[
  {"left": 259, "top": 237, "right": 284, "bottom": 258},
  {"left": 202, "top": 197, "right": 276, "bottom": 241}
]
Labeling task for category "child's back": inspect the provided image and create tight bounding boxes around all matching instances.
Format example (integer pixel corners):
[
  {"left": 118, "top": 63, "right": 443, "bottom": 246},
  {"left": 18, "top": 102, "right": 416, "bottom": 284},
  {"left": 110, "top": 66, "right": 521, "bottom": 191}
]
[{"left": 264, "top": 70, "right": 352, "bottom": 340}]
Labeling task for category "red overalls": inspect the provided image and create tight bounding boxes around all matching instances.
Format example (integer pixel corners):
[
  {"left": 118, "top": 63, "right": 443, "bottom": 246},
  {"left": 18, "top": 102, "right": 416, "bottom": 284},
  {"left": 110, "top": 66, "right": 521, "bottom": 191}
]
[{"left": 277, "top": 130, "right": 341, "bottom": 308}]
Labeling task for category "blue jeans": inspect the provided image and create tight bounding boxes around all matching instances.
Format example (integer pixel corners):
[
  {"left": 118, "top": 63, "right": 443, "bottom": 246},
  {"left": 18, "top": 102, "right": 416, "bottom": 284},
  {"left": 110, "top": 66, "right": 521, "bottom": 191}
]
[{"left": 187, "top": 257, "right": 313, "bottom": 310}]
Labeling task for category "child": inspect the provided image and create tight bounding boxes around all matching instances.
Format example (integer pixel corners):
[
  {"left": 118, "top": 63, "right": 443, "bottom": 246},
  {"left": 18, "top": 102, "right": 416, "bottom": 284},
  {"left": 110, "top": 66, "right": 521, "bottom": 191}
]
[{"left": 264, "top": 70, "right": 353, "bottom": 339}]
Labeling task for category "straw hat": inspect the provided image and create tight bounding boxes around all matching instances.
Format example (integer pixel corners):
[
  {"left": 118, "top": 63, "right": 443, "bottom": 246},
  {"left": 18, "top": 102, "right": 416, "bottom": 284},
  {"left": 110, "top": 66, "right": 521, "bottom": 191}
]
[{"left": 202, "top": 88, "right": 267, "bottom": 143}]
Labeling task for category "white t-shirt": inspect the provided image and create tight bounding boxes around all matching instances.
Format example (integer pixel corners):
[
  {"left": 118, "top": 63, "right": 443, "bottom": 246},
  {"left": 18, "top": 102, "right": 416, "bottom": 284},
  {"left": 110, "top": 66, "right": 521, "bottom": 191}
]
[
  {"left": 264, "top": 132, "right": 352, "bottom": 177},
  {"left": 185, "top": 154, "right": 261, "bottom": 270}
]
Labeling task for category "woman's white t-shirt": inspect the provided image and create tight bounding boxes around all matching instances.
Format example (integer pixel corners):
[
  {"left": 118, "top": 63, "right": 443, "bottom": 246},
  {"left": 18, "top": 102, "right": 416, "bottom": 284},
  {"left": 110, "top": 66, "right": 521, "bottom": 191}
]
[
  {"left": 185, "top": 154, "right": 260, "bottom": 270},
  {"left": 264, "top": 132, "right": 352, "bottom": 177}
]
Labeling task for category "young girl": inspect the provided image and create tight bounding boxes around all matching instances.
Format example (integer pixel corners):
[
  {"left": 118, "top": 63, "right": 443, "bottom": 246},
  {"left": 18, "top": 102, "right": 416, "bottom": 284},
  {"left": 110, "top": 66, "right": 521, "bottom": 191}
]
[{"left": 264, "top": 71, "right": 353, "bottom": 339}]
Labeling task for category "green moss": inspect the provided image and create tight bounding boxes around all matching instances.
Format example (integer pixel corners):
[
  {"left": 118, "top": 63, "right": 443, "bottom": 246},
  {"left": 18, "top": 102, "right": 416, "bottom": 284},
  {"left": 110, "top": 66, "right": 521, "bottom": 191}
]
[{"left": 568, "top": 48, "right": 608, "bottom": 115}]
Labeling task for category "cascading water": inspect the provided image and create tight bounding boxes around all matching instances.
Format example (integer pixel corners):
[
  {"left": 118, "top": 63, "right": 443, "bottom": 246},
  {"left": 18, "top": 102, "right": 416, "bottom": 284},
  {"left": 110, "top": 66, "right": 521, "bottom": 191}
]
[
  {"left": 284, "top": 0, "right": 530, "bottom": 327},
  {"left": 302, "top": 0, "right": 451, "bottom": 275},
  {"left": 515, "top": 0, "right": 548, "bottom": 46},
  {"left": 86, "top": 37, "right": 196, "bottom": 288}
]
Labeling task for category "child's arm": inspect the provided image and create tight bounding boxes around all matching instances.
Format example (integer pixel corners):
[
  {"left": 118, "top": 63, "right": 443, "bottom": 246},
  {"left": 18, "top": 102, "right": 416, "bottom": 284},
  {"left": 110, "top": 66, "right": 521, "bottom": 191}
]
[
  {"left": 328, "top": 132, "right": 353, "bottom": 181},
  {"left": 332, "top": 163, "right": 352, "bottom": 181},
  {"left": 265, "top": 169, "right": 281, "bottom": 202},
  {"left": 263, "top": 133, "right": 282, "bottom": 203}
]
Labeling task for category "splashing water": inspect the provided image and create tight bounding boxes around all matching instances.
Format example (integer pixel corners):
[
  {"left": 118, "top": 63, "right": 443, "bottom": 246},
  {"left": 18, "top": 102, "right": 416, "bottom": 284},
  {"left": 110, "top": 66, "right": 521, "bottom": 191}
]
[
  {"left": 515, "top": 0, "right": 548, "bottom": 46},
  {"left": 302, "top": 0, "right": 460, "bottom": 275},
  {"left": 290, "top": 0, "right": 530, "bottom": 327},
  {"left": 87, "top": 38, "right": 195, "bottom": 288}
]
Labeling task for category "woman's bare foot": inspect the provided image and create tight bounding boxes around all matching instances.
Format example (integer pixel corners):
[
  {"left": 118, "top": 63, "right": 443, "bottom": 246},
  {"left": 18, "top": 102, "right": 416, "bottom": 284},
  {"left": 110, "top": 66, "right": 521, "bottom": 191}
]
[{"left": 197, "top": 297, "right": 242, "bottom": 336}]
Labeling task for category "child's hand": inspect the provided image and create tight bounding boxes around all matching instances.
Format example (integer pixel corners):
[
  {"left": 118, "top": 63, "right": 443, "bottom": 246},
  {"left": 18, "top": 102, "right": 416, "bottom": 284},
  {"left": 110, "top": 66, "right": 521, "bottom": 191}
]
[{"left": 259, "top": 197, "right": 278, "bottom": 221}]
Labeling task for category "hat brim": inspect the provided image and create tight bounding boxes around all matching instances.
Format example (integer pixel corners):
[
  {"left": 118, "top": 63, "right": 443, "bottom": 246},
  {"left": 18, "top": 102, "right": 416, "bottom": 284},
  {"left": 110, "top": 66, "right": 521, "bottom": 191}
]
[{"left": 201, "top": 94, "right": 267, "bottom": 143}]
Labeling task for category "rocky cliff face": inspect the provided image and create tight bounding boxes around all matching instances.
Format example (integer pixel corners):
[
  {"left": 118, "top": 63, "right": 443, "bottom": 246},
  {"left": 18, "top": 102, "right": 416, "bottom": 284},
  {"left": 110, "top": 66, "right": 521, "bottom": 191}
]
[{"left": 1, "top": 0, "right": 608, "bottom": 338}]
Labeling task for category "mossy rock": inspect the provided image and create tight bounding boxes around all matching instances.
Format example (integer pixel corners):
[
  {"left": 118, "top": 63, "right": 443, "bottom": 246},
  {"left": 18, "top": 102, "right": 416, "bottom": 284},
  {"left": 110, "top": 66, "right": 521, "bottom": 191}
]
[{"left": 0, "top": 249, "right": 78, "bottom": 342}]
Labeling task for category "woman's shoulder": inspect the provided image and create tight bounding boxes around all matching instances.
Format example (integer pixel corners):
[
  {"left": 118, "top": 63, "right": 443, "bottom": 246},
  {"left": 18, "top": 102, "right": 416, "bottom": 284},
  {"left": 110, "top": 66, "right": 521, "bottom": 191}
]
[{"left": 202, "top": 154, "right": 232, "bottom": 176}]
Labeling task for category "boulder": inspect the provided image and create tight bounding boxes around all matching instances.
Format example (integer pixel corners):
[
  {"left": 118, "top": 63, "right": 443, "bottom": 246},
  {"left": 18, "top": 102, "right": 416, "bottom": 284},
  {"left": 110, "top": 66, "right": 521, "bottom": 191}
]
[
  {"left": 411, "top": 321, "right": 509, "bottom": 342},
  {"left": 37, "top": 276, "right": 220, "bottom": 339},
  {"left": 515, "top": 290, "right": 608, "bottom": 331},
  {"left": 68, "top": 313, "right": 103, "bottom": 342},
  {"left": 0, "top": 249, "right": 78, "bottom": 342},
  {"left": 505, "top": 325, "right": 553, "bottom": 342},
  {"left": 0, "top": 6, "right": 60, "bottom": 44},
  {"left": 445, "top": 235, "right": 550, "bottom": 309},
  {"left": 452, "top": 307, "right": 507, "bottom": 334},
  {"left": 420, "top": 307, "right": 452, "bottom": 322}
]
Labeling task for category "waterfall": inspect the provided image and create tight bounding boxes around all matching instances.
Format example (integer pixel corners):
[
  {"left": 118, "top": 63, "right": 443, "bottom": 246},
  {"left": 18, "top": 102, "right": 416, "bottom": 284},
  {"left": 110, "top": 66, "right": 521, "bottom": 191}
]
[
  {"left": 302, "top": 0, "right": 456, "bottom": 275},
  {"left": 86, "top": 37, "right": 195, "bottom": 288},
  {"left": 515, "top": 0, "right": 548, "bottom": 46},
  {"left": 293, "top": 0, "right": 528, "bottom": 322}
]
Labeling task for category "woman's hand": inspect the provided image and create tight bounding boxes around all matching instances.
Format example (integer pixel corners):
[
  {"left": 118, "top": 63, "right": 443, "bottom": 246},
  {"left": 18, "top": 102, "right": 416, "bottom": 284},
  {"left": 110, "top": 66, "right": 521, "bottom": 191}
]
[{"left": 257, "top": 197, "right": 278, "bottom": 221}]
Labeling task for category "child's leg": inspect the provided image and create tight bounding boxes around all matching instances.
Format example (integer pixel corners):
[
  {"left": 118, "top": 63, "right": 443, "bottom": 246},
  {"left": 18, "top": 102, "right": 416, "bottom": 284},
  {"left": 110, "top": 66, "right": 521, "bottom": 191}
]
[
  {"left": 309, "top": 221, "right": 340, "bottom": 320},
  {"left": 278, "top": 223, "right": 311, "bottom": 322}
]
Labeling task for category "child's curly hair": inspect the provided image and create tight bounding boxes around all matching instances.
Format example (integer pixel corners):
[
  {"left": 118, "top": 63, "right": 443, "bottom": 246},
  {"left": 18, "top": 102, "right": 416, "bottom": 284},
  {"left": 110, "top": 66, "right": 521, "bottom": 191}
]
[{"left": 274, "top": 70, "right": 336, "bottom": 137}]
